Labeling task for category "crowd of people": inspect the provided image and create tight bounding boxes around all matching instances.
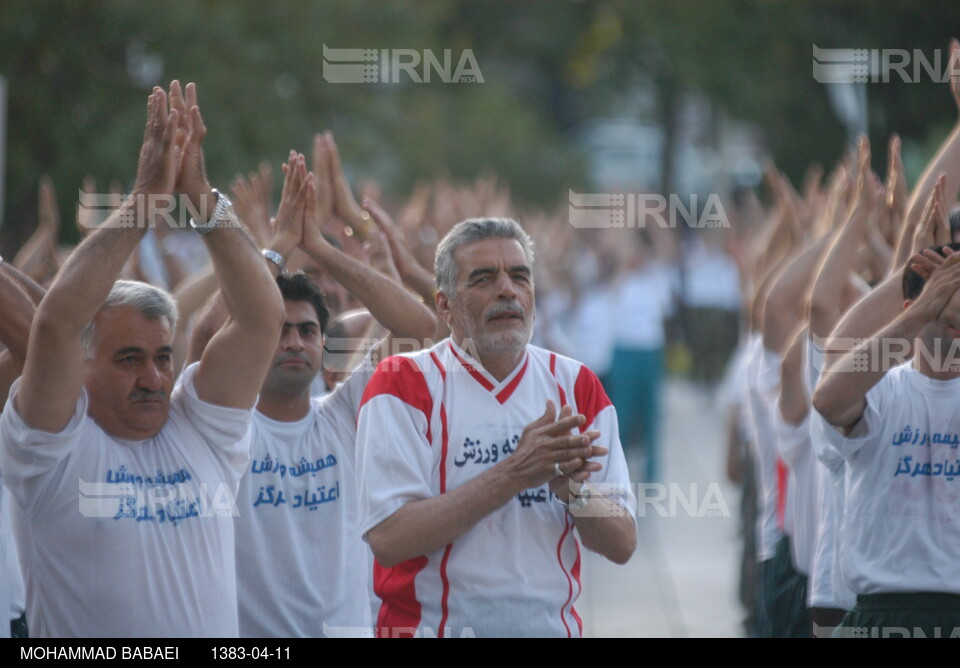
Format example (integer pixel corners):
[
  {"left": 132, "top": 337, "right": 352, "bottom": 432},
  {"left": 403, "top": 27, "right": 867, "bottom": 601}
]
[
  {"left": 0, "top": 80, "right": 645, "bottom": 639},
  {"left": 10, "top": 37, "right": 960, "bottom": 639},
  {"left": 723, "top": 38, "right": 960, "bottom": 638}
]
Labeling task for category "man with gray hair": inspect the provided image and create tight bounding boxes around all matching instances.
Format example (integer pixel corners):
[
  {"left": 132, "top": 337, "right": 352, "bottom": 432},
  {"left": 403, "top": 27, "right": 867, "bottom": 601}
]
[
  {"left": 0, "top": 81, "right": 283, "bottom": 637},
  {"left": 357, "top": 217, "right": 637, "bottom": 637}
]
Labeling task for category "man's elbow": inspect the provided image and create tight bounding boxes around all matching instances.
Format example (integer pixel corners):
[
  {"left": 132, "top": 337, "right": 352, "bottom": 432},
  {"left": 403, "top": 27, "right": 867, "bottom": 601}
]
[
  {"left": 605, "top": 538, "right": 636, "bottom": 565},
  {"left": 583, "top": 518, "right": 637, "bottom": 565},
  {"left": 366, "top": 526, "right": 406, "bottom": 569},
  {"left": 810, "top": 386, "right": 834, "bottom": 423},
  {"left": 811, "top": 384, "right": 856, "bottom": 429}
]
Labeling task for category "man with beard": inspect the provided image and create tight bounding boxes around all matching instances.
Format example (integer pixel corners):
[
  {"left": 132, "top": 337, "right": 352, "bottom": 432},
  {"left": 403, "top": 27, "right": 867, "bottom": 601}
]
[{"left": 356, "top": 217, "right": 637, "bottom": 638}]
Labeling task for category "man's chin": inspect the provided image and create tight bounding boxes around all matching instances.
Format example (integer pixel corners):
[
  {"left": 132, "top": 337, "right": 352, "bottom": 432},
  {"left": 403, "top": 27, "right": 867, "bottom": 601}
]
[{"left": 477, "top": 330, "right": 531, "bottom": 358}]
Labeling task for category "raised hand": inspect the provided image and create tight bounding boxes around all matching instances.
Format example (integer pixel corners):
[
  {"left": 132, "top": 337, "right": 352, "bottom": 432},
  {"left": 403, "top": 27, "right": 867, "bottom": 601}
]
[
  {"left": 271, "top": 152, "right": 309, "bottom": 259},
  {"left": 311, "top": 133, "right": 335, "bottom": 226},
  {"left": 167, "top": 81, "right": 213, "bottom": 216},
  {"left": 132, "top": 86, "right": 180, "bottom": 197},
  {"left": 909, "top": 246, "right": 960, "bottom": 324},
  {"left": 886, "top": 134, "right": 908, "bottom": 231},
  {"left": 325, "top": 132, "right": 373, "bottom": 240},
  {"left": 231, "top": 163, "right": 274, "bottom": 247},
  {"left": 911, "top": 174, "right": 950, "bottom": 255}
]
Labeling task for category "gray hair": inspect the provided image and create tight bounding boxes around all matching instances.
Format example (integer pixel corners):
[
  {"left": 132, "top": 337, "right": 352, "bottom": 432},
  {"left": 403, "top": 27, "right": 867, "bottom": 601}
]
[
  {"left": 434, "top": 217, "right": 535, "bottom": 296},
  {"left": 81, "top": 280, "right": 179, "bottom": 359}
]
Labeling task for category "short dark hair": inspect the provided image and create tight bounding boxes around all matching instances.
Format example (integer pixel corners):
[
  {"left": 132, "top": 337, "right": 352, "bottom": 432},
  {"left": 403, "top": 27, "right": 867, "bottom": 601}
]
[
  {"left": 902, "top": 242, "right": 960, "bottom": 300},
  {"left": 276, "top": 272, "right": 330, "bottom": 333}
]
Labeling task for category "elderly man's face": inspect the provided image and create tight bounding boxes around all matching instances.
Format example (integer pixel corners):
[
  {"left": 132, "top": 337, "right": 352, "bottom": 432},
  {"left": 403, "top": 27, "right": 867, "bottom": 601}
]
[
  {"left": 83, "top": 306, "right": 175, "bottom": 441},
  {"left": 440, "top": 238, "right": 535, "bottom": 363}
]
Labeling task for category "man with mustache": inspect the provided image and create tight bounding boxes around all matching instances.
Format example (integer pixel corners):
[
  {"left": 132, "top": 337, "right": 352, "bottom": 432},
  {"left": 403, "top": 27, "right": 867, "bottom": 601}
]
[
  {"left": 189, "top": 154, "right": 439, "bottom": 637},
  {"left": 357, "top": 217, "right": 638, "bottom": 638},
  {"left": 0, "top": 82, "right": 284, "bottom": 637}
]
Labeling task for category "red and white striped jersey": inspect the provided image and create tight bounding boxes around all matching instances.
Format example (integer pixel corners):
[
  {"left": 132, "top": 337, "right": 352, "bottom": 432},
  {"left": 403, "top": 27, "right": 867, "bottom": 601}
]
[{"left": 357, "top": 338, "right": 636, "bottom": 638}]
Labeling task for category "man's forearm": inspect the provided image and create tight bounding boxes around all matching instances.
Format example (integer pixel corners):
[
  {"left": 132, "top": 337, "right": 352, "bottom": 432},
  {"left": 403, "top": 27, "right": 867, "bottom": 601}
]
[
  {"left": 822, "top": 270, "right": 902, "bottom": 365},
  {"left": 201, "top": 213, "right": 280, "bottom": 330},
  {"left": 367, "top": 462, "right": 525, "bottom": 568},
  {"left": 0, "top": 267, "right": 36, "bottom": 361},
  {"left": 303, "top": 240, "right": 437, "bottom": 341},
  {"left": 814, "top": 308, "right": 924, "bottom": 428},
  {"left": 572, "top": 500, "right": 636, "bottom": 565},
  {"left": 37, "top": 201, "right": 146, "bottom": 332}
]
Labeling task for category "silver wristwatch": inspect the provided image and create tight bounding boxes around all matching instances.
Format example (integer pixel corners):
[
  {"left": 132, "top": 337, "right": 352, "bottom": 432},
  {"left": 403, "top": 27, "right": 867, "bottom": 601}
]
[
  {"left": 189, "top": 188, "right": 232, "bottom": 235},
  {"left": 262, "top": 249, "right": 286, "bottom": 273},
  {"left": 556, "top": 482, "right": 590, "bottom": 512}
]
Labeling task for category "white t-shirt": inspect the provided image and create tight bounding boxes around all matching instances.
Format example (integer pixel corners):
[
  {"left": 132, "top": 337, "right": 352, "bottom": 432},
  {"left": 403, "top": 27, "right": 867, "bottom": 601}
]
[
  {"left": 0, "top": 484, "right": 11, "bottom": 638},
  {"left": 235, "top": 364, "right": 375, "bottom": 638},
  {"left": 613, "top": 265, "right": 675, "bottom": 349},
  {"left": 569, "top": 287, "right": 617, "bottom": 377},
  {"left": 746, "top": 335, "right": 784, "bottom": 561},
  {"left": 774, "top": 338, "right": 822, "bottom": 576},
  {"left": 821, "top": 361, "right": 960, "bottom": 595},
  {"left": 774, "top": 410, "right": 816, "bottom": 576},
  {"left": 682, "top": 246, "right": 741, "bottom": 311},
  {"left": 808, "top": 341, "right": 855, "bottom": 609},
  {"left": 0, "top": 363, "right": 252, "bottom": 638},
  {"left": 357, "top": 339, "right": 636, "bottom": 638}
]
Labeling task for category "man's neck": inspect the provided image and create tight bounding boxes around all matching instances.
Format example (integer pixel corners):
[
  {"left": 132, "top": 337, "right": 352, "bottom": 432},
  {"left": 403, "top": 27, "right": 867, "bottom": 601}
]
[
  {"left": 256, "top": 390, "right": 312, "bottom": 422},
  {"left": 454, "top": 338, "right": 526, "bottom": 383}
]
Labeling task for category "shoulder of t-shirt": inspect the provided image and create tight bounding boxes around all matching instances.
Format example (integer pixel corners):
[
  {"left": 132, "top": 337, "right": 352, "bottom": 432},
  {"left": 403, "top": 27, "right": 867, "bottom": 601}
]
[
  {"left": 358, "top": 346, "right": 443, "bottom": 422},
  {"left": 527, "top": 344, "right": 612, "bottom": 431}
]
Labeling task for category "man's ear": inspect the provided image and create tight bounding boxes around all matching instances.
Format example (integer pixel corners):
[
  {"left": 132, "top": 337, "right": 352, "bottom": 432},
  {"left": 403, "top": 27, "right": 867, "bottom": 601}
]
[
  {"left": 436, "top": 291, "right": 451, "bottom": 325},
  {"left": 904, "top": 299, "right": 914, "bottom": 311}
]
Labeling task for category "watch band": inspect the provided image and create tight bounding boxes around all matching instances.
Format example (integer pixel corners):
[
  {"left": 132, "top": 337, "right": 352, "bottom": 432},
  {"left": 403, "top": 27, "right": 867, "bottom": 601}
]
[
  {"left": 261, "top": 249, "right": 286, "bottom": 273},
  {"left": 189, "top": 189, "right": 234, "bottom": 235},
  {"left": 556, "top": 482, "right": 590, "bottom": 512}
]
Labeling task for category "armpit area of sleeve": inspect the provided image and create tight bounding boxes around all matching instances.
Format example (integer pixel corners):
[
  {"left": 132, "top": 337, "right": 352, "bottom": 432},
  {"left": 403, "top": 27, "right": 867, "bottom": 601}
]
[
  {"left": 0, "top": 377, "right": 89, "bottom": 484},
  {"left": 356, "top": 393, "right": 434, "bottom": 540},
  {"left": 172, "top": 362, "right": 254, "bottom": 477},
  {"left": 818, "top": 396, "right": 881, "bottom": 459},
  {"left": 174, "top": 362, "right": 255, "bottom": 442}
]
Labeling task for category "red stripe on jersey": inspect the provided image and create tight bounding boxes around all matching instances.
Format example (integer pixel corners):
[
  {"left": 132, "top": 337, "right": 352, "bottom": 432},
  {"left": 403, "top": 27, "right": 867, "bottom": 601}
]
[
  {"left": 549, "top": 353, "right": 568, "bottom": 406},
  {"left": 570, "top": 542, "right": 583, "bottom": 636},
  {"left": 437, "top": 544, "right": 453, "bottom": 637},
  {"left": 495, "top": 355, "right": 528, "bottom": 404},
  {"left": 556, "top": 513, "right": 574, "bottom": 638},
  {"left": 449, "top": 343, "right": 495, "bottom": 391},
  {"left": 776, "top": 458, "right": 788, "bottom": 531},
  {"left": 374, "top": 555, "right": 429, "bottom": 638},
  {"left": 430, "top": 351, "right": 446, "bottom": 380},
  {"left": 435, "top": 352, "right": 452, "bottom": 637},
  {"left": 360, "top": 357, "right": 433, "bottom": 447},
  {"left": 573, "top": 364, "right": 612, "bottom": 433}
]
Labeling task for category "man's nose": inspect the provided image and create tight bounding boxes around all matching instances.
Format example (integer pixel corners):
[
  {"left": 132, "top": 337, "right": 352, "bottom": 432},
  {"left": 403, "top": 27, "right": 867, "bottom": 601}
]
[
  {"left": 495, "top": 273, "right": 517, "bottom": 298},
  {"left": 282, "top": 329, "right": 305, "bottom": 351},
  {"left": 138, "top": 361, "right": 163, "bottom": 391}
]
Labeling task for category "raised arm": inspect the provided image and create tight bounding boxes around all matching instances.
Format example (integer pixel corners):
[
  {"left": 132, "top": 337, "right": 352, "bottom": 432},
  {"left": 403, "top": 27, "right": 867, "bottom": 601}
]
[
  {"left": 809, "top": 138, "right": 874, "bottom": 342},
  {"left": 302, "top": 172, "right": 439, "bottom": 344},
  {"left": 814, "top": 251, "right": 960, "bottom": 431},
  {"left": 16, "top": 87, "right": 180, "bottom": 431},
  {"left": 168, "top": 81, "right": 283, "bottom": 409},
  {"left": 893, "top": 39, "right": 960, "bottom": 263},
  {"left": 187, "top": 151, "right": 310, "bottom": 366},
  {"left": 824, "top": 178, "right": 950, "bottom": 368}
]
